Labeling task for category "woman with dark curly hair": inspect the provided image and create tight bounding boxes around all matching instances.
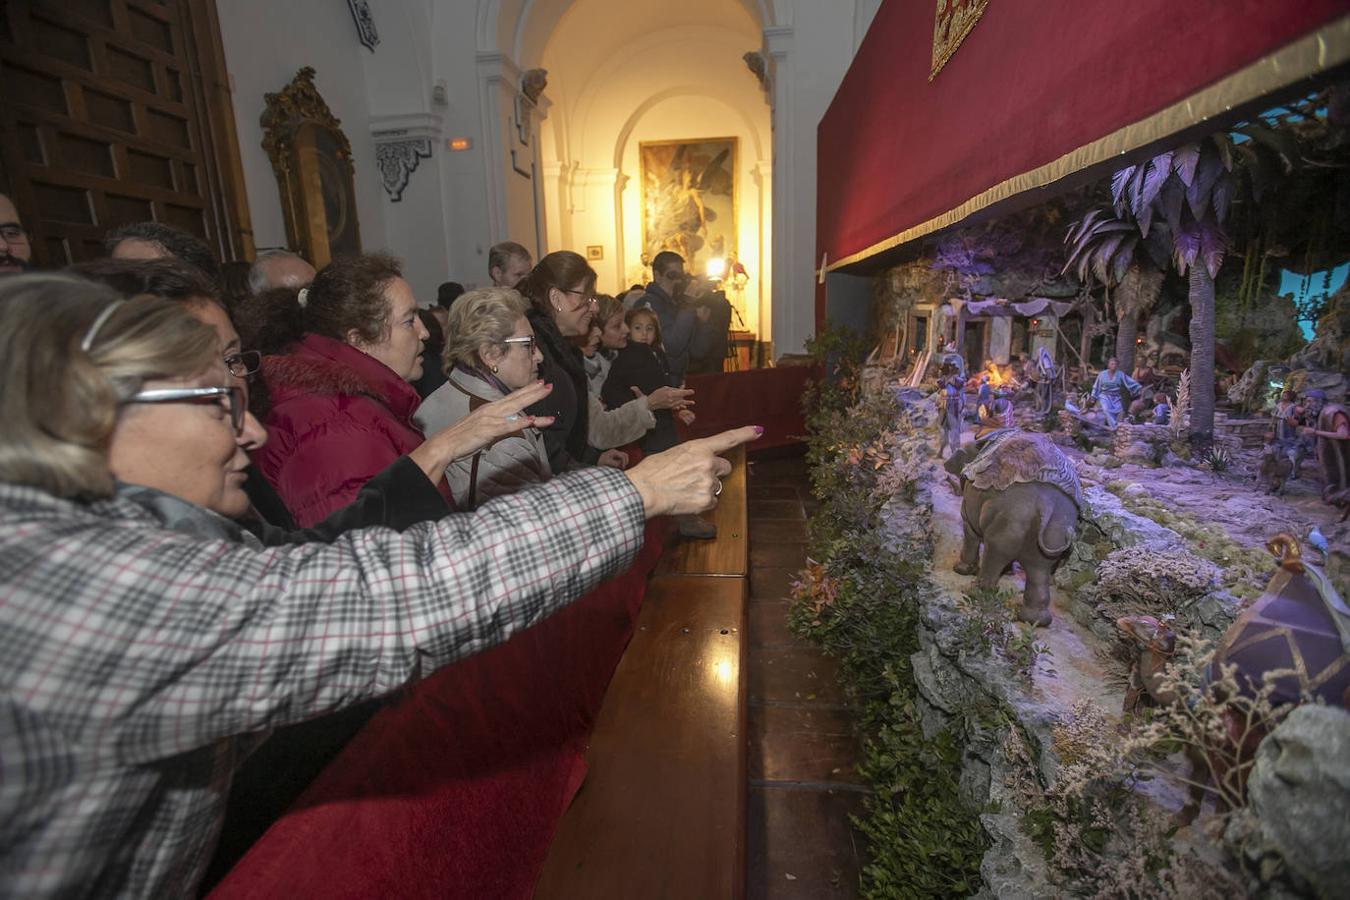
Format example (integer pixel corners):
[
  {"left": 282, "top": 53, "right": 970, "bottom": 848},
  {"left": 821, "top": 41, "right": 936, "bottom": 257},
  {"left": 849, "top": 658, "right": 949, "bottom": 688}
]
[{"left": 242, "top": 253, "right": 447, "bottom": 525}]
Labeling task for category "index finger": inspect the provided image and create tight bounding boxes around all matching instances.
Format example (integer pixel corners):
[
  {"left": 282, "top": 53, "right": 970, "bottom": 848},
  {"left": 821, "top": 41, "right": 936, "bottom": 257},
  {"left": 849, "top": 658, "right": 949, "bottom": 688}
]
[{"left": 689, "top": 425, "right": 762, "bottom": 456}]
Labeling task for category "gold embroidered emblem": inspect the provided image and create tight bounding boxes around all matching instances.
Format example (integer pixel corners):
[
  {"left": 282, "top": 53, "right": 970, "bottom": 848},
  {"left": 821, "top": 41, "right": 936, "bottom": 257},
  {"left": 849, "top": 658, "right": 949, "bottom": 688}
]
[{"left": 931, "top": 0, "right": 990, "bottom": 81}]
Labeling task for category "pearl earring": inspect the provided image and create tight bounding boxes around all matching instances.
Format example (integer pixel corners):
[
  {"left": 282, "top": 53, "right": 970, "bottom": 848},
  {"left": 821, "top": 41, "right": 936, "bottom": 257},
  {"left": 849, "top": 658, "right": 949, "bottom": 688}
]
[{"left": 491, "top": 365, "right": 499, "bottom": 373}]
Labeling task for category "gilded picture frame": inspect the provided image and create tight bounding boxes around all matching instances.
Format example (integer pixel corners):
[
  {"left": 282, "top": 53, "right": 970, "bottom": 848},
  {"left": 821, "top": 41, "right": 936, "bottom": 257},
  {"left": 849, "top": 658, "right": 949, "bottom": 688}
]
[
  {"left": 261, "top": 67, "right": 361, "bottom": 268},
  {"left": 639, "top": 137, "right": 737, "bottom": 275}
]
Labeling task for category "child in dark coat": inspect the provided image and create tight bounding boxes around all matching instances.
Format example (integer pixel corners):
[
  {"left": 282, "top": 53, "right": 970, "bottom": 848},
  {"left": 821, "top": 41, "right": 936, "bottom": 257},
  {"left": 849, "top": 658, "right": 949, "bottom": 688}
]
[
  {"left": 601, "top": 307, "right": 695, "bottom": 454},
  {"left": 601, "top": 308, "right": 712, "bottom": 538}
]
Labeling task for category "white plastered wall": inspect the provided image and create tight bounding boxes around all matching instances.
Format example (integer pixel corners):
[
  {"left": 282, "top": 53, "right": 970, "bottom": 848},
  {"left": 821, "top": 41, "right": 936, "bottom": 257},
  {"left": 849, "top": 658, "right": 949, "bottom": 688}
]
[
  {"left": 217, "top": 0, "right": 883, "bottom": 349},
  {"left": 217, "top": 0, "right": 388, "bottom": 260}
]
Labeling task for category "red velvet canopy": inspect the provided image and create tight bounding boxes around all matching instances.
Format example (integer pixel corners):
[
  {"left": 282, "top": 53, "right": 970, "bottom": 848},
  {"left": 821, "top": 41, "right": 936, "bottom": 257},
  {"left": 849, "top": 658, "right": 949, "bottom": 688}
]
[{"left": 817, "top": 0, "right": 1350, "bottom": 308}]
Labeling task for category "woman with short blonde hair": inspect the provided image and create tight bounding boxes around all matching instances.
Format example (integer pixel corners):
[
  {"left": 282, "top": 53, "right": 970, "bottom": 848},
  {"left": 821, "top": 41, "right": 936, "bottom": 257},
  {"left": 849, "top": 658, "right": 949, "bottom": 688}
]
[
  {"left": 443, "top": 286, "right": 529, "bottom": 369},
  {"left": 417, "top": 287, "right": 553, "bottom": 508}
]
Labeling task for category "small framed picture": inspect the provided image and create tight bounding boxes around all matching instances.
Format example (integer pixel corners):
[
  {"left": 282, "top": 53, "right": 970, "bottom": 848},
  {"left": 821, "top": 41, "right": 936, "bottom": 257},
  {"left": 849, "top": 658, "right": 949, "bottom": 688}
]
[{"left": 586, "top": 244, "right": 604, "bottom": 261}]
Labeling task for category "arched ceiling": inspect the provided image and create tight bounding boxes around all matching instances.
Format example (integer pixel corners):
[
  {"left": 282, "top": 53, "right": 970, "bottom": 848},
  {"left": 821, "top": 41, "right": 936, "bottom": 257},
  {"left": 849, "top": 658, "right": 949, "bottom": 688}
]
[
  {"left": 523, "top": 0, "right": 761, "bottom": 69},
  {"left": 477, "top": 0, "right": 767, "bottom": 65},
  {"left": 537, "top": 2, "right": 766, "bottom": 165}
]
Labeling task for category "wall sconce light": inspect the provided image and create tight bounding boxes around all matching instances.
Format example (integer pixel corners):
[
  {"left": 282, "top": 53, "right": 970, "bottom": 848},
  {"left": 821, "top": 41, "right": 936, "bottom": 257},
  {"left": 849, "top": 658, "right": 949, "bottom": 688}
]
[
  {"left": 706, "top": 257, "right": 726, "bottom": 280},
  {"left": 447, "top": 137, "right": 473, "bottom": 151}
]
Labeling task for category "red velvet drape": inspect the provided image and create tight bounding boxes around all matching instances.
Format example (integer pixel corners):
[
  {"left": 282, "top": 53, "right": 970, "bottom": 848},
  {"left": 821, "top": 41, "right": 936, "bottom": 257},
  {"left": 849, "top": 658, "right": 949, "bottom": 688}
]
[
  {"left": 678, "top": 367, "right": 815, "bottom": 452},
  {"left": 817, "top": 0, "right": 1347, "bottom": 294},
  {"left": 210, "top": 523, "right": 667, "bottom": 900}
]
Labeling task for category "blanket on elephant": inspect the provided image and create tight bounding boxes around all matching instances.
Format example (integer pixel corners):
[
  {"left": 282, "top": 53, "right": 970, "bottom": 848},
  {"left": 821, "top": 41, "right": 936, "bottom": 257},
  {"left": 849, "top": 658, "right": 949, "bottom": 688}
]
[{"left": 962, "top": 429, "right": 1083, "bottom": 508}]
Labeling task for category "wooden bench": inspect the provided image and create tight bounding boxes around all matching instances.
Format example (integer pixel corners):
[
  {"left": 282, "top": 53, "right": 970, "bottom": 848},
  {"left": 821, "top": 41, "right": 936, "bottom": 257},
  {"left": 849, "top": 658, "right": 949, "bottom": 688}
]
[
  {"left": 656, "top": 444, "right": 748, "bottom": 577},
  {"left": 535, "top": 447, "right": 749, "bottom": 899}
]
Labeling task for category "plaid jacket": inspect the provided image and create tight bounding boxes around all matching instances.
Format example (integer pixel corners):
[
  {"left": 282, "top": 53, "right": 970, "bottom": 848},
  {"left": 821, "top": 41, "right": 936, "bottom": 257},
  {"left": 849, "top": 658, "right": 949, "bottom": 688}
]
[{"left": 0, "top": 467, "right": 644, "bottom": 897}]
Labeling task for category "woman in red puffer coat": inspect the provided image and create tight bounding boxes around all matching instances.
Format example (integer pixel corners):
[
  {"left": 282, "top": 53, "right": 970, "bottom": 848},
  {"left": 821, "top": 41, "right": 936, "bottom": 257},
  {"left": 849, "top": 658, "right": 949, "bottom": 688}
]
[{"left": 244, "top": 253, "right": 452, "bottom": 526}]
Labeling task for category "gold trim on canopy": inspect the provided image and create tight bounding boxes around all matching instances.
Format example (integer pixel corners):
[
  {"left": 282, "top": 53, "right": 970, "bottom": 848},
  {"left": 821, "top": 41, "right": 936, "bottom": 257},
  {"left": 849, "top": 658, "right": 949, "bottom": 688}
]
[{"left": 827, "top": 14, "right": 1350, "bottom": 273}]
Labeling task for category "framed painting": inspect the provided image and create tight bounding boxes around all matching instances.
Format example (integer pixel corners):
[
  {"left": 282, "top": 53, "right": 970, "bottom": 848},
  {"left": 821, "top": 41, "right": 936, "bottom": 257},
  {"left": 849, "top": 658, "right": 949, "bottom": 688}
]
[
  {"left": 640, "top": 138, "right": 736, "bottom": 274},
  {"left": 261, "top": 67, "right": 362, "bottom": 268}
]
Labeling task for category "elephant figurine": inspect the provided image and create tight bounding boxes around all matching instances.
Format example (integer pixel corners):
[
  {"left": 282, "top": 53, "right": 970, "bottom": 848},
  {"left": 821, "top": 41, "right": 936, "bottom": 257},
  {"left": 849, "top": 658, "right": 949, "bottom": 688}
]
[{"left": 945, "top": 430, "right": 1082, "bottom": 626}]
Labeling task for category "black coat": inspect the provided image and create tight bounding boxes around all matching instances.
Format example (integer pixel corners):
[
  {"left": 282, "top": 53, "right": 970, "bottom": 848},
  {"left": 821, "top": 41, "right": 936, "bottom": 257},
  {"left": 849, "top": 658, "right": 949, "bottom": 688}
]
[
  {"left": 688, "top": 292, "right": 732, "bottom": 375},
  {"left": 526, "top": 309, "right": 593, "bottom": 472},
  {"left": 602, "top": 342, "right": 678, "bottom": 455}
]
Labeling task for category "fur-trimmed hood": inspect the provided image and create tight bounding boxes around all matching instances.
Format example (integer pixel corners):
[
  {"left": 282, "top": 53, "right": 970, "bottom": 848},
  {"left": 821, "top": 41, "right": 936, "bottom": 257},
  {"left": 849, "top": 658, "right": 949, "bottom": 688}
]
[
  {"left": 262, "top": 333, "right": 421, "bottom": 423},
  {"left": 253, "top": 333, "right": 438, "bottom": 527}
]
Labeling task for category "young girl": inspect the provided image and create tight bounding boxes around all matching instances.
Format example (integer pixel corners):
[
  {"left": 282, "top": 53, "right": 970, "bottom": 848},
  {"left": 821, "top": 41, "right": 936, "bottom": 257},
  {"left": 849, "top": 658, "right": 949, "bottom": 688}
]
[
  {"left": 603, "top": 308, "right": 711, "bottom": 538},
  {"left": 604, "top": 308, "right": 695, "bottom": 430}
]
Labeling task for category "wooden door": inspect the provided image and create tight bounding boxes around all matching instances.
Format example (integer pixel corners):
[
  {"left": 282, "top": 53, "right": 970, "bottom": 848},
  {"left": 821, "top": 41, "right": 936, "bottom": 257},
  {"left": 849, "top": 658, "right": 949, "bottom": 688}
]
[{"left": 0, "top": 0, "right": 252, "bottom": 268}]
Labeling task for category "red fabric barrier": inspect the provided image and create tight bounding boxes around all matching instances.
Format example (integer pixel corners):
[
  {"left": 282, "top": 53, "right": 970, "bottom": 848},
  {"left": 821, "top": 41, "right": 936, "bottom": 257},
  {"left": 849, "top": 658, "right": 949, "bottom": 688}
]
[
  {"left": 818, "top": 0, "right": 1346, "bottom": 273},
  {"left": 678, "top": 367, "right": 815, "bottom": 451},
  {"left": 210, "top": 522, "right": 667, "bottom": 900}
]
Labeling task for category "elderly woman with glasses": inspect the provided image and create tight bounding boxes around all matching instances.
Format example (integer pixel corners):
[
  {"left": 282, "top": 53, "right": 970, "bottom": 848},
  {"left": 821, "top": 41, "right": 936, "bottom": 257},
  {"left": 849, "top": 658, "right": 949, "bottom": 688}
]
[
  {"left": 0, "top": 272, "right": 758, "bottom": 897},
  {"left": 416, "top": 288, "right": 553, "bottom": 508},
  {"left": 515, "top": 250, "right": 628, "bottom": 473}
]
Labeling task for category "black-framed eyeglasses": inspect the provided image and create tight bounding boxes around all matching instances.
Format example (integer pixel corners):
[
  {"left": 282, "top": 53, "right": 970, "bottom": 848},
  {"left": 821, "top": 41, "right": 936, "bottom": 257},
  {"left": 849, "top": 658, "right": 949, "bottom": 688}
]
[
  {"left": 224, "top": 350, "right": 261, "bottom": 378},
  {"left": 501, "top": 336, "right": 536, "bottom": 354},
  {"left": 125, "top": 386, "right": 246, "bottom": 435},
  {"left": 0, "top": 224, "right": 28, "bottom": 243}
]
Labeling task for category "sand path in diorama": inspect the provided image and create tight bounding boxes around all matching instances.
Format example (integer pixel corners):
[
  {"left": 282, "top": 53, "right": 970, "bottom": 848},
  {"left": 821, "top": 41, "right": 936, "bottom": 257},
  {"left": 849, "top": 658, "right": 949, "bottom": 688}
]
[
  {"left": 926, "top": 449, "right": 1192, "bottom": 814},
  {"left": 1068, "top": 445, "right": 1349, "bottom": 558}
]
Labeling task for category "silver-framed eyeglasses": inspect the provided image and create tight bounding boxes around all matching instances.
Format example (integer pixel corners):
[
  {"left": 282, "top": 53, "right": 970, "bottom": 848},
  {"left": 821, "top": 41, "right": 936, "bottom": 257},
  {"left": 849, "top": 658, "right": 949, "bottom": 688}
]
[
  {"left": 125, "top": 386, "right": 246, "bottom": 435},
  {"left": 501, "top": 336, "right": 536, "bottom": 354},
  {"left": 560, "top": 288, "right": 598, "bottom": 310},
  {"left": 224, "top": 350, "right": 261, "bottom": 378}
]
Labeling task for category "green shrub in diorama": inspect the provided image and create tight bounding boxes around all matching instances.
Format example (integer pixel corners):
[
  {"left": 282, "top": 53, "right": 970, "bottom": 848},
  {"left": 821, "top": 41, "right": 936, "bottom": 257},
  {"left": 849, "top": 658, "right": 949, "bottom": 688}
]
[
  {"left": 788, "top": 542, "right": 987, "bottom": 899},
  {"left": 789, "top": 332, "right": 987, "bottom": 897},
  {"left": 954, "top": 585, "right": 1053, "bottom": 684},
  {"left": 1103, "top": 482, "right": 1273, "bottom": 601}
]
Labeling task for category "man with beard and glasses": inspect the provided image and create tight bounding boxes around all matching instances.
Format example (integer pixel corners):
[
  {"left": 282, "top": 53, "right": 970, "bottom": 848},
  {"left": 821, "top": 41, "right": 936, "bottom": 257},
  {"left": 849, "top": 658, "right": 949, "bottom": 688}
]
[{"left": 0, "top": 194, "right": 33, "bottom": 275}]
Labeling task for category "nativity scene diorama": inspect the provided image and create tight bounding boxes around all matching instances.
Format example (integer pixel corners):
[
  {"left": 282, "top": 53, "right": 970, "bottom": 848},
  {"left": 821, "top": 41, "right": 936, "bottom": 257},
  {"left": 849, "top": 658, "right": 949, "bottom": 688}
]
[{"left": 797, "top": 81, "right": 1350, "bottom": 898}]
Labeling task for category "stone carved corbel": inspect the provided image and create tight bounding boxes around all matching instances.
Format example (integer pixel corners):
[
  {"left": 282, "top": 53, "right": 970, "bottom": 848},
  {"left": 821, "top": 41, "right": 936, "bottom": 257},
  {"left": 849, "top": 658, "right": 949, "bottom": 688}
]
[
  {"left": 743, "top": 50, "right": 770, "bottom": 93},
  {"left": 521, "top": 68, "right": 548, "bottom": 105},
  {"left": 375, "top": 140, "right": 432, "bottom": 202},
  {"left": 370, "top": 113, "right": 442, "bottom": 203}
]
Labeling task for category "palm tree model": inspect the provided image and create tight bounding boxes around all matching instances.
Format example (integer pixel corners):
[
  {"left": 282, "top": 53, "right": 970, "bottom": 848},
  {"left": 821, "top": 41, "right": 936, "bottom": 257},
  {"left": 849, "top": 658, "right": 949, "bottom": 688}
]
[{"left": 1062, "top": 207, "right": 1168, "bottom": 375}]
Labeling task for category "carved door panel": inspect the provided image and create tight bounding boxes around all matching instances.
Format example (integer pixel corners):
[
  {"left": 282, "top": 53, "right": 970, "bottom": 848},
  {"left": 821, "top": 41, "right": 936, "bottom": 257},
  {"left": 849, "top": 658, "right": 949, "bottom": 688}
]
[{"left": 0, "top": 0, "right": 251, "bottom": 267}]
